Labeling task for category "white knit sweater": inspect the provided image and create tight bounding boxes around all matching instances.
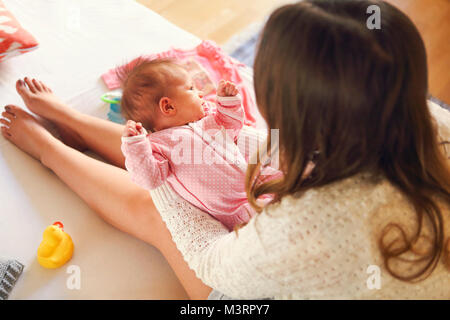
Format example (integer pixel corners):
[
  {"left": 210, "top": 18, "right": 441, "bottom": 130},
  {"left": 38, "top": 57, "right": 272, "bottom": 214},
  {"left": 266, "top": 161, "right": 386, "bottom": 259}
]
[{"left": 150, "top": 102, "right": 450, "bottom": 299}]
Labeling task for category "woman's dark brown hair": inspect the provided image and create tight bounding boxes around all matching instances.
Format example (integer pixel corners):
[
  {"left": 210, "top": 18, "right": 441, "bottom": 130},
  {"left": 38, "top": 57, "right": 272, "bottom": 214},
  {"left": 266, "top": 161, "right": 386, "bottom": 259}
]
[{"left": 247, "top": 0, "right": 450, "bottom": 282}]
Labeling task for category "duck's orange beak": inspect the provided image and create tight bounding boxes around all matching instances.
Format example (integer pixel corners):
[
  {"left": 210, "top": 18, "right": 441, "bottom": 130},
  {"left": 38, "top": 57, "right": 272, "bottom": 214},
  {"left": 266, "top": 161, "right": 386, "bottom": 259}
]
[{"left": 53, "top": 221, "right": 64, "bottom": 230}]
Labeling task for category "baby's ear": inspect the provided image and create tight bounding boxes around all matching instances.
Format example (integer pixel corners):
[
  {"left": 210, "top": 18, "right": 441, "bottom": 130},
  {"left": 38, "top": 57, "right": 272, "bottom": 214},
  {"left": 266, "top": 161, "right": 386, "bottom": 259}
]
[{"left": 159, "top": 97, "right": 176, "bottom": 116}]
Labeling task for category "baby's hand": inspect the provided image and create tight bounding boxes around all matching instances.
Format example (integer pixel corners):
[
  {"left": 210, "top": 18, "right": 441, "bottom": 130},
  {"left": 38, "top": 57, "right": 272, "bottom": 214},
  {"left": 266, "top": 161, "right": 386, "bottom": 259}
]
[
  {"left": 123, "top": 120, "right": 144, "bottom": 137},
  {"left": 217, "top": 80, "right": 238, "bottom": 97}
]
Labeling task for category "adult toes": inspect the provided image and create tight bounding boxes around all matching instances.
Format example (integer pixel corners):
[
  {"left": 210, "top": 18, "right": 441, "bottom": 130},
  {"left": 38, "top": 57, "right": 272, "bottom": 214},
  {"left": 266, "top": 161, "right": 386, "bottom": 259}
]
[
  {"left": 0, "top": 117, "right": 11, "bottom": 127},
  {"left": 39, "top": 81, "right": 48, "bottom": 92},
  {"left": 32, "top": 78, "right": 43, "bottom": 91},
  {"left": 9, "top": 105, "right": 26, "bottom": 115},
  {"left": 23, "top": 77, "right": 37, "bottom": 94},
  {"left": 16, "top": 79, "right": 33, "bottom": 98},
  {"left": 2, "top": 106, "right": 19, "bottom": 123},
  {"left": 39, "top": 80, "right": 52, "bottom": 93},
  {"left": 2, "top": 110, "right": 15, "bottom": 121},
  {"left": 6, "top": 105, "right": 27, "bottom": 118},
  {"left": 1, "top": 126, "right": 11, "bottom": 137}
]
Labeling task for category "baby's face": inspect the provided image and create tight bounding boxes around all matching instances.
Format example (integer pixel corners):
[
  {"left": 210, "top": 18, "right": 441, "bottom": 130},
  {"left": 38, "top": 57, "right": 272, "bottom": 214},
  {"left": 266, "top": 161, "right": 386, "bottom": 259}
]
[{"left": 170, "top": 69, "right": 206, "bottom": 126}]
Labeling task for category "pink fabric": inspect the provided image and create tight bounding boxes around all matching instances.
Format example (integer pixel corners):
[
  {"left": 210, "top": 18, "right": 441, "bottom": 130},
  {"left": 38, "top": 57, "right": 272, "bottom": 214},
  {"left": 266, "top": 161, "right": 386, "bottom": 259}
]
[
  {"left": 121, "top": 94, "right": 275, "bottom": 230},
  {"left": 101, "top": 40, "right": 258, "bottom": 127},
  {"left": 0, "top": 0, "right": 39, "bottom": 62}
]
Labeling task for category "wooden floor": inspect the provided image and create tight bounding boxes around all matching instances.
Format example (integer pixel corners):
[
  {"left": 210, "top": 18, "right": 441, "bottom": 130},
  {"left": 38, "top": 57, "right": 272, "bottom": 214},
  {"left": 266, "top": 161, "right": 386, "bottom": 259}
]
[
  {"left": 385, "top": 0, "right": 450, "bottom": 103},
  {"left": 137, "top": 0, "right": 292, "bottom": 44},
  {"left": 137, "top": 0, "right": 450, "bottom": 103}
]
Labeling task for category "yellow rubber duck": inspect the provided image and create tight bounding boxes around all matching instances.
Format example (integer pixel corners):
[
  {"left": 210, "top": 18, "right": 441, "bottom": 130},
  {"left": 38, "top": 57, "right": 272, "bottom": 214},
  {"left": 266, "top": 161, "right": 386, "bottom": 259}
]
[{"left": 37, "top": 222, "right": 74, "bottom": 269}]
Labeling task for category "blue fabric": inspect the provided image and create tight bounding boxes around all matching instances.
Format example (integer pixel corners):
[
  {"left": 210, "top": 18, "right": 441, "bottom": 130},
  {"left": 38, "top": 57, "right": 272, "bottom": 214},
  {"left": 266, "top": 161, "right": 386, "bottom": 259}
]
[
  {"left": 229, "top": 31, "right": 260, "bottom": 68},
  {"left": 429, "top": 95, "right": 450, "bottom": 112}
]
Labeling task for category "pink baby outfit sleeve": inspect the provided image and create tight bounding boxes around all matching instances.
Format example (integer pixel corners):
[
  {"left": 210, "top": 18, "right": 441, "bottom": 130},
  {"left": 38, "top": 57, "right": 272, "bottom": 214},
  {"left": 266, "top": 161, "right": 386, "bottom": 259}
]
[
  {"left": 214, "top": 95, "right": 245, "bottom": 141},
  {"left": 120, "top": 132, "right": 170, "bottom": 190}
]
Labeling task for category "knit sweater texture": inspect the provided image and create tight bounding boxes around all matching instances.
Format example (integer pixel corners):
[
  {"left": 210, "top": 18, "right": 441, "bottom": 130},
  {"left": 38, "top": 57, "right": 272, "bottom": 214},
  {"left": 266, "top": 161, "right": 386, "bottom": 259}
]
[{"left": 150, "top": 102, "right": 450, "bottom": 299}]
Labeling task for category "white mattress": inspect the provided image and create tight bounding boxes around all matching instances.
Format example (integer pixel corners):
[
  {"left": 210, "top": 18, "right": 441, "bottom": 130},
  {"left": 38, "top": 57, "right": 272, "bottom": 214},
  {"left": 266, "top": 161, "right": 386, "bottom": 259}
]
[{"left": 0, "top": 0, "right": 233, "bottom": 299}]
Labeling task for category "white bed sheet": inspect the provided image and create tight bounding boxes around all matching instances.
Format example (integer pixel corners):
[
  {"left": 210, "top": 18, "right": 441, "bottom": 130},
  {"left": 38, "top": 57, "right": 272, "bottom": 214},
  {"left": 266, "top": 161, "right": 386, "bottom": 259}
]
[{"left": 0, "top": 0, "right": 218, "bottom": 299}]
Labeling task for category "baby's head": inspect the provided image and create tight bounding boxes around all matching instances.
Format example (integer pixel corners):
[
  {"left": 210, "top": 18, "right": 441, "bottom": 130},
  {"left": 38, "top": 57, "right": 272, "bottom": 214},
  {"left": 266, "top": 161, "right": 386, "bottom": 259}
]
[{"left": 117, "top": 58, "right": 206, "bottom": 131}]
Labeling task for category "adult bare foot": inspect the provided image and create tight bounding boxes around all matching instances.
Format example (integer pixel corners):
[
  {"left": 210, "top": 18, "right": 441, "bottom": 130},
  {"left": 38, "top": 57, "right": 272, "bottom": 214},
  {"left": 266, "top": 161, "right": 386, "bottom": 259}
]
[
  {"left": 1, "top": 105, "right": 57, "bottom": 163},
  {"left": 15, "top": 77, "right": 87, "bottom": 151},
  {"left": 16, "top": 77, "right": 68, "bottom": 122}
]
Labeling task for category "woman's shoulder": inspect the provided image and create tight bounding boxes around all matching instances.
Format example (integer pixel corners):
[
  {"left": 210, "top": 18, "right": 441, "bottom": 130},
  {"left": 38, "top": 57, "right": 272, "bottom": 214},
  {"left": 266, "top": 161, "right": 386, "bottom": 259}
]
[
  {"left": 428, "top": 100, "right": 450, "bottom": 137},
  {"left": 249, "top": 171, "right": 386, "bottom": 298},
  {"left": 257, "top": 171, "right": 449, "bottom": 298},
  {"left": 264, "top": 170, "right": 449, "bottom": 237},
  {"left": 258, "top": 171, "right": 392, "bottom": 252},
  {"left": 265, "top": 171, "right": 391, "bottom": 218}
]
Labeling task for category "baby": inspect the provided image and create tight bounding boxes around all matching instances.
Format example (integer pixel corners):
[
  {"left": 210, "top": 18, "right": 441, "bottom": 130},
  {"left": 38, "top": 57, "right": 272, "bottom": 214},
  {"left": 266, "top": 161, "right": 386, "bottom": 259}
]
[{"left": 119, "top": 58, "right": 281, "bottom": 230}]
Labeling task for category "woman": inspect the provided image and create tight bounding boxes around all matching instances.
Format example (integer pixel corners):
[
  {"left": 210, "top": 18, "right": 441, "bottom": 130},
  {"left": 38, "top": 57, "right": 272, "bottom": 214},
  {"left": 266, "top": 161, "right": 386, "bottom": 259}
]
[{"left": 1, "top": 0, "right": 449, "bottom": 299}]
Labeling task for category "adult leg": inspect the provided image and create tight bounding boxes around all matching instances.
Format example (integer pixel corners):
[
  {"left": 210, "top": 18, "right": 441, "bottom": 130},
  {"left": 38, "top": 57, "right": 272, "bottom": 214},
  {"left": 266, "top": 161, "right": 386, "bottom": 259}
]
[
  {"left": 1, "top": 105, "right": 212, "bottom": 299},
  {"left": 16, "top": 78, "right": 126, "bottom": 168}
]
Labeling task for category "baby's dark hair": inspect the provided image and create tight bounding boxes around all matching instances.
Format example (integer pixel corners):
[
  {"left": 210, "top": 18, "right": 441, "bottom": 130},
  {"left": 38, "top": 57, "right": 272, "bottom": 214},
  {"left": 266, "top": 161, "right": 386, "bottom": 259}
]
[{"left": 116, "top": 57, "right": 185, "bottom": 131}]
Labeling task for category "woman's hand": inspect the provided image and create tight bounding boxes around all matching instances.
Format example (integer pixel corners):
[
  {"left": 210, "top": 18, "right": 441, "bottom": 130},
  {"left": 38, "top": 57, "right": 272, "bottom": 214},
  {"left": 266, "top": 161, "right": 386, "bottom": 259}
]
[
  {"left": 217, "top": 80, "right": 239, "bottom": 97},
  {"left": 123, "top": 120, "right": 144, "bottom": 137}
]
